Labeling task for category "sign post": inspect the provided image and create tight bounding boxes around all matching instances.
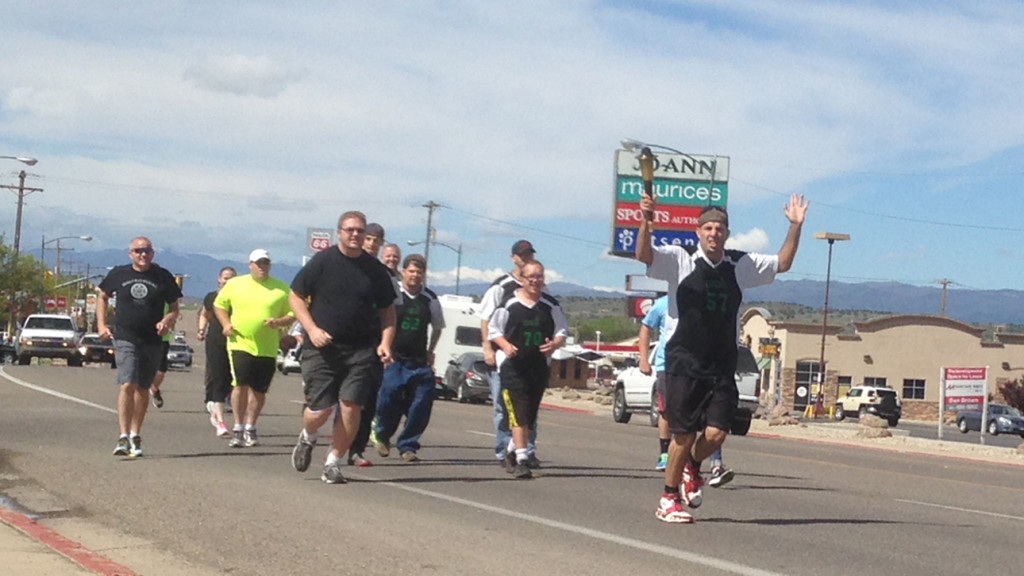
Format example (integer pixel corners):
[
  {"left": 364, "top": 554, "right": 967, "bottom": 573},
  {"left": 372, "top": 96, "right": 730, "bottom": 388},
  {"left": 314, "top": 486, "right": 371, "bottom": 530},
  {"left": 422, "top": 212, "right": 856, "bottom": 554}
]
[
  {"left": 939, "top": 366, "right": 988, "bottom": 443},
  {"left": 610, "top": 149, "right": 730, "bottom": 257}
]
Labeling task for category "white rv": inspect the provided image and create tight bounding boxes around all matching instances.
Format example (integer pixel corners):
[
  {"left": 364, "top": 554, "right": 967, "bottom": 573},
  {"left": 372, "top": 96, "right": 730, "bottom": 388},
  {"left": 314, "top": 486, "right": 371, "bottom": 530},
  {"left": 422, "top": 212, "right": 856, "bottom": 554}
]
[{"left": 432, "top": 294, "right": 484, "bottom": 378}]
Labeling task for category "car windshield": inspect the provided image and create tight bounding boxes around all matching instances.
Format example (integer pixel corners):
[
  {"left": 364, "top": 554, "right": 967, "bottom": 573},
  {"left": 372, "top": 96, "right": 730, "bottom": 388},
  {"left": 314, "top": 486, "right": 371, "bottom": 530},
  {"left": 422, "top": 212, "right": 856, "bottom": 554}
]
[
  {"left": 25, "top": 317, "right": 75, "bottom": 330},
  {"left": 735, "top": 347, "right": 758, "bottom": 374},
  {"left": 170, "top": 344, "right": 189, "bottom": 351},
  {"left": 460, "top": 354, "right": 484, "bottom": 369},
  {"left": 991, "top": 405, "right": 1021, "bottom": 417},
  {"left": 81, "top": 337, "right": 102, "bottom": 345}
]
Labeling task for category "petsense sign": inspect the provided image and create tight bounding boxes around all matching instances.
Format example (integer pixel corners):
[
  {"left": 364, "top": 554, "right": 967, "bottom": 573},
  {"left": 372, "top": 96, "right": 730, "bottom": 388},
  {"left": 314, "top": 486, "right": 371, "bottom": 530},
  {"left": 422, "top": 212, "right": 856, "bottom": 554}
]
[{"left": 610, "top": 149, "right": 730, "bottom": 258}]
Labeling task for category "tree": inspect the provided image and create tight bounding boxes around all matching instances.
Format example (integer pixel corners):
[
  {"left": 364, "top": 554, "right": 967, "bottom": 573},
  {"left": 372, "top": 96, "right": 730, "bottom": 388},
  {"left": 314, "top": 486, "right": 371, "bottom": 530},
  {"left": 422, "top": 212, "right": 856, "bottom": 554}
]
[
  {"left": 0, "top": 238, "right": 50, "bottom": 330},
  {"left": 998, "top": 378, "right": 1024, "bottom": 412}
]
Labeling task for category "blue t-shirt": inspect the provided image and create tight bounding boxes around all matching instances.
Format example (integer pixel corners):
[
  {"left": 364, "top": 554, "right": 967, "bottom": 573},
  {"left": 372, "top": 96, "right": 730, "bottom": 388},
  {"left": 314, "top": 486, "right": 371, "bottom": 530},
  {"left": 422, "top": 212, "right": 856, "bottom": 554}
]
[{"left": 641, "top": 295, "right": 671, "bottom": 372}]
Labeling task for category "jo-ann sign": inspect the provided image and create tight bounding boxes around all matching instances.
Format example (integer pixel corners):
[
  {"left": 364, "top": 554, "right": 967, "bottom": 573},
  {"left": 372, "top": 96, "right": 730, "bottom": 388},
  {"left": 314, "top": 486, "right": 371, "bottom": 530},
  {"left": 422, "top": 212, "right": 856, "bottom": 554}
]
[{"left": 610, "top": 149, "right": 730, "bottom": 257}]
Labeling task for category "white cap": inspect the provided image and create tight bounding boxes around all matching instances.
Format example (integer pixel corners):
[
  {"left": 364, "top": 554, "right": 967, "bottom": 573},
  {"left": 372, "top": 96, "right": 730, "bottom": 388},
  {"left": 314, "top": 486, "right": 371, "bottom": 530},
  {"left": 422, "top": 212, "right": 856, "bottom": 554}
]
[{"left": 249, "top": 249, "right": 271, "bottom": 262}]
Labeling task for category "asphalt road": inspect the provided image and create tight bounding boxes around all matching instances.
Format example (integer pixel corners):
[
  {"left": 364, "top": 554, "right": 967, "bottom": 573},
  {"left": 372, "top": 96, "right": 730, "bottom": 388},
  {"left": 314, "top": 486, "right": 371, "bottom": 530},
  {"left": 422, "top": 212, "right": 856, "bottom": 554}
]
[{"left": 2, "top": 358, "right": 1023, "bottom": 576}]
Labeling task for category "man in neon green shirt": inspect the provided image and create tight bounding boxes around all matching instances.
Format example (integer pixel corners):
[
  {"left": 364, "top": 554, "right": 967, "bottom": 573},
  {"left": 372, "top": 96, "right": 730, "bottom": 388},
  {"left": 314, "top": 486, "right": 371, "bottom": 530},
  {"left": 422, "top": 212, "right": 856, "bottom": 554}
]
[{"left": 214, "top": 249, "right": 293, "bottom": 448}]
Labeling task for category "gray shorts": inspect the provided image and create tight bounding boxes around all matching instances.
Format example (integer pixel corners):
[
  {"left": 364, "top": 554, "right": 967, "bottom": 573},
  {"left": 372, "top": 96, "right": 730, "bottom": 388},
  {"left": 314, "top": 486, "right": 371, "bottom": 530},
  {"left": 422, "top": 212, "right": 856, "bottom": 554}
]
[
  {"left": 301, "top": 345, "right": 382, "bottom": 411},
  {"left": 114, "top": 340, "right": 163, "bottom": 390}
]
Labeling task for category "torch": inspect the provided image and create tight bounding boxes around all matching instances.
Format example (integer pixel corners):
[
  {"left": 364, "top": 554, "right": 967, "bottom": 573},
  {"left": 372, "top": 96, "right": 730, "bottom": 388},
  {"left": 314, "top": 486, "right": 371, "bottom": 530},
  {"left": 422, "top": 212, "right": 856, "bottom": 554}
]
[{"left": 638, "top": 147, "right": 655, "bottom": 222}]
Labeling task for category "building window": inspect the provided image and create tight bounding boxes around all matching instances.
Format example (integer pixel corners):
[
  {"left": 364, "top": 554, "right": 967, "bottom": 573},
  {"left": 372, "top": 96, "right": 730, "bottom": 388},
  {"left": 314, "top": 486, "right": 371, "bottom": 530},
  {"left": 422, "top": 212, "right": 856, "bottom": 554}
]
[
  {"left": 864, "top": 376, "right": 887, "bottom": 388},
  {"left": 794, "top": 361, "right": 821, "bottom": 409},
  {"left": 837, "top": 375, "right": 852, "bottom": 398},
  {"left": 903, "top": 378, "right": 925, "bottom": 400}
]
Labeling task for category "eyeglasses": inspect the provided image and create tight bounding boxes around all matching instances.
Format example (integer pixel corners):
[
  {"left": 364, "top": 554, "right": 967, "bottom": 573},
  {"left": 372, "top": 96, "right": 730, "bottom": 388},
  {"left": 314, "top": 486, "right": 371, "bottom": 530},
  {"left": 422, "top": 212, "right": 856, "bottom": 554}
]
[
  {"left": 340, "top": 227, "right": 366, "bottom": 235},
  {"left": 523, "top": 274, "right": 544, "bottom": 281},
  {"left": 132, "top": 247, "right": 154, "bottom": 255}
]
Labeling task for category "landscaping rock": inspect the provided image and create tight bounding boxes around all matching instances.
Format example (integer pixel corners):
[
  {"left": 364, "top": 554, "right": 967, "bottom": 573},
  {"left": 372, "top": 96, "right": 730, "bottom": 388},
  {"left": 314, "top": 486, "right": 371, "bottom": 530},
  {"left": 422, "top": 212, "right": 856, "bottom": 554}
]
[{"left": 857, "top": 427, "right": 892, "bottom": 439}]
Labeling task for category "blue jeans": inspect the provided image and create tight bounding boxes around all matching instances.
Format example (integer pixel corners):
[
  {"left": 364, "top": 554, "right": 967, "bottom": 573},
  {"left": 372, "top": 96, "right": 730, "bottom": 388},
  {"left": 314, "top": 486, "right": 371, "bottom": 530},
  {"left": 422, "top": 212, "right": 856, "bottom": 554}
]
[
  {"left": 373, "top": 361, "right": 436, "bottom": 454},
  {"left": 490, "top": 368, "right": 536, "bottom": 459}
]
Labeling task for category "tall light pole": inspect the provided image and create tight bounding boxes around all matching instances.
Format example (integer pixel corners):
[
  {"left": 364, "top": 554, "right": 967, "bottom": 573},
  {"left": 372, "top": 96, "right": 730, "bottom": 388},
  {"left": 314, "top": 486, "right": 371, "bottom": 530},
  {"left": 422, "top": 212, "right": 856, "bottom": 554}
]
[
  {"left": 813, "top": 231, "right": 850, "bottom": 418},
  {"left": 42, "top": 235, "right": 93, "bottom": 276},
  {"left": 1, "top": 156, "right": 40, "bottom": 256},
  {"left": 408, "top": 239, "right": 462, "bottom": 295}
]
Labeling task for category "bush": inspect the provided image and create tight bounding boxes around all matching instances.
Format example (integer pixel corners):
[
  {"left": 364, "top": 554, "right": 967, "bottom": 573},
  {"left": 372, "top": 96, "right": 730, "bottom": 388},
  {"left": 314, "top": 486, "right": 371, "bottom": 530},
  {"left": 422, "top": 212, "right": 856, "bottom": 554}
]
[{"left": 997, "top": 378, "right": 1024, "bottom": 412}]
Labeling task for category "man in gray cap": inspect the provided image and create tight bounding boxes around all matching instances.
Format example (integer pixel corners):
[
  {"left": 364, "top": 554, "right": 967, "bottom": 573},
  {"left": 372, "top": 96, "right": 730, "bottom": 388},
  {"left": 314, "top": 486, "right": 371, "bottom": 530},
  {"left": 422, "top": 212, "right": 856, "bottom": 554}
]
[
  {"left": 214, "top": 249, "right": 294, "bottom": 448},
  {"left": 477, "top": 239, "right": 542, "bottom": 469}
]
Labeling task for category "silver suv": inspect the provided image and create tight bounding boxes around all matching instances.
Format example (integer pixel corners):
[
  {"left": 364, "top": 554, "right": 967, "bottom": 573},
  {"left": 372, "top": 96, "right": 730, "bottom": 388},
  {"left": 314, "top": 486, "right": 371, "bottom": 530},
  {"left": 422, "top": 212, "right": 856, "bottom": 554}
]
[{"left": 15, "top": 314, "right": 83, "bottom": 366}]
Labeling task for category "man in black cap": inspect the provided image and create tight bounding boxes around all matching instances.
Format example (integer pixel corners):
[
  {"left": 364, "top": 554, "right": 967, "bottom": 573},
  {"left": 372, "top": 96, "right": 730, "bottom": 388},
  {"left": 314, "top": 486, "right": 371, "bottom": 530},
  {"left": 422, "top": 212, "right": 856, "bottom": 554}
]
[
  {"left": 477, "top": 239, "right": 541, "bottom": 468},
  {"left": 636, "top": 195, "right": 808, "bottom": 524}
]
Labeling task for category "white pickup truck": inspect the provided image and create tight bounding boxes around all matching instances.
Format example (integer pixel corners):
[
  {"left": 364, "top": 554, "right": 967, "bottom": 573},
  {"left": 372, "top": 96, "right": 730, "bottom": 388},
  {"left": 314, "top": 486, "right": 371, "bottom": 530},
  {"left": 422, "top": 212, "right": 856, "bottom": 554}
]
[
  {"left": 15, "top": 313, "right": 83, "bottom": 366},
  {"left": 611, "top": 345, "right": 760, "bottom": 435}
]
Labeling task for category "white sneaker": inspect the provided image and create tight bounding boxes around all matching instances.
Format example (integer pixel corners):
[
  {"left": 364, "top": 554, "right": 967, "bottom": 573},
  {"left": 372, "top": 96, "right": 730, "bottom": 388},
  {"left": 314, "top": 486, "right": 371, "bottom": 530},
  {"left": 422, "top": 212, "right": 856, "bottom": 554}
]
[{"left": 655, "top": 493, "right": 694, "bottom": 524}]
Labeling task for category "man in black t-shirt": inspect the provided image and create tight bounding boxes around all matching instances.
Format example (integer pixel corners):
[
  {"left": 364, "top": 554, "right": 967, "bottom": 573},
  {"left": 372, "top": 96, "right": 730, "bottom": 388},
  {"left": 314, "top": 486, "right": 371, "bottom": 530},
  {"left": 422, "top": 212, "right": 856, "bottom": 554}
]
[
  {"left": 288, "top": 211, "right": 397, "bottom": 485},
  {"left": 371, "top": 254, "right": 445, "bottom": 462},
  {"left": 197, "top": 266, "right": 236, "bottom": 437},
  {"left": 97, "top": 236, "right": 182, "bottom": 458}
]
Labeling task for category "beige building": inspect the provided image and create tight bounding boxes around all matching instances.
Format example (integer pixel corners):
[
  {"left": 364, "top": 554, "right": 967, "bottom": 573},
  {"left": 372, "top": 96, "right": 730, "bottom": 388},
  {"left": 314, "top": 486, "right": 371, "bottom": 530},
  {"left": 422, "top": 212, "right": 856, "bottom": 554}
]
[{"left": 741, "top": 308, "right": 1024, "bottom": 422}]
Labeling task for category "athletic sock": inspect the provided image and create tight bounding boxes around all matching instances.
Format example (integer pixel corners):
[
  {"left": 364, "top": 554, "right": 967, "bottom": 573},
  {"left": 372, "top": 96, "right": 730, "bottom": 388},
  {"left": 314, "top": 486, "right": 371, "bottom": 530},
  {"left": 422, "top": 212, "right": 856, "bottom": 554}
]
[
  {"left": 302, "top": 429, "right": 317, "bottom": 444},
  {"left": 659, "top": 438, "right": 670, "bottom": 454},
  {"left": 515, "top": 448, "right": 528, "bottom": 463},
  {"left": 244, "top": 424, "right": 256, "bottom": 431},
  {"left": 233, "top": 424, "right": 243, "bottom": 432},
  {"left": 325, "top": 452, "right": 341, "bottom": 466},
  {"left": 664, "top": 485, "right": 680, "bottom": 494}
]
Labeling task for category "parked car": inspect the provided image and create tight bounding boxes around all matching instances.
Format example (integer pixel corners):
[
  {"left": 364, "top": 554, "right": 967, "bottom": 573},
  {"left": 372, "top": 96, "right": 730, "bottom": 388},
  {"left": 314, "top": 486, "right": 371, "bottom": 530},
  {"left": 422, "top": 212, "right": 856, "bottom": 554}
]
[
  {"left": 77, "top": 334, "right": 116, "bottom": 367},
  {"left": 166, "top": 342, "right": 193, "bottom": 368},
  {"left": 956, "top": 403, "right": 1024, "bottom": 437},
  {"left": 441, "top": 352, "right": 492, "bottom": 403},
  {"left": 15, "top": 313, "right": 82, "bottom": 366},
  {"left": 835, "top": 385, "right": 901, "bottom": 426},
  {"left": 612, "top": 344, "right": 761, "bottom": 434},
  {"left": 276, "top": 345, "right": 301, "bottom": 375}
]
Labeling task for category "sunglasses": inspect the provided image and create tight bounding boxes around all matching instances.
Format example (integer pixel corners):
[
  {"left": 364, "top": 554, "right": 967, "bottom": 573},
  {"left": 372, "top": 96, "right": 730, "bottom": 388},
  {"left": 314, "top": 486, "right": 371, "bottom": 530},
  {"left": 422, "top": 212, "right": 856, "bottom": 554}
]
[
  {"left": 340, "top": 227, "right": 366, "bottom": 235},
  {"left": 132, "top": 247, "right": 154, "bottom": 255}
]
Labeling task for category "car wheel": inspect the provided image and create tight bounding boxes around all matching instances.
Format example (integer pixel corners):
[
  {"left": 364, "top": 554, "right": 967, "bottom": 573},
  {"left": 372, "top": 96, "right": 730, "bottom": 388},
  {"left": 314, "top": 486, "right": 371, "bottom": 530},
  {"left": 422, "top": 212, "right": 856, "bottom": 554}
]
[
  {"left": 457, "top": 383, "right": 468, "bottom": 404},
  {"left": 648, "top": 391, "right": 659, "bottom": 428},
  {"left": 987, "top": 420, "right": 999, "bottom": 436},
  {"left": 887, "top": 417, "right": 899, "bottom": 427},
  {"left": 17, "top": 355, "right": 30, "bottom": 366},
  {"left": 835, "top": 405, "right": 846, "bottom": 421},
  {"left": 858, "top": 406, "right": 868, "bottom": 419},
  {"left": 612, "top": 386, "right": 631, "bottom": 424},
  {"left": 68, "top": 356, "right": 83, "bottom": 367}
]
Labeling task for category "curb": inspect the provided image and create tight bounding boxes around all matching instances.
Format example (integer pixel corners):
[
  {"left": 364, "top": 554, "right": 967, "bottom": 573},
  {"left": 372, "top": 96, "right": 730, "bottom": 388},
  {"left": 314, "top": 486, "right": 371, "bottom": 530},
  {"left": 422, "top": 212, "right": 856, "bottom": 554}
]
[{"left": 0, "top": 506, "right": 139, "bottom": 576}]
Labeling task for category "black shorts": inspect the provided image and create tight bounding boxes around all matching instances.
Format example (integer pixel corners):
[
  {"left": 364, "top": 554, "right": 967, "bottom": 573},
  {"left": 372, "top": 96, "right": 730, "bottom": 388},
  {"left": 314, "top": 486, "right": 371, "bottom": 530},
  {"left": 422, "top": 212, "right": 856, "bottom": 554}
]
[
  {"left": 204, "top": 343, "right": 233, "bottom": 402},
  {"left": 158, "top": 340, "right": 170, "bottom": 372},
  {"left": 229, "top": 350, "right": 276, "bottom": 394},
  {"left": 499, "top": 358, "right": 549, "bottom": 430},
  {"left": 301, "top": 344, "right": 382, "bottom": 411},
  {"left": 663, "top": 372, "right": 738, "bottom": 435}
]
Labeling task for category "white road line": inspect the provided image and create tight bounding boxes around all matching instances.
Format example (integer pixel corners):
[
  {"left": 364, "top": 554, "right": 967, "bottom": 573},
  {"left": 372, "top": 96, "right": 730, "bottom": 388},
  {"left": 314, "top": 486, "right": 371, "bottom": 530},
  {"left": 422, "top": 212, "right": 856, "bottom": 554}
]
[
  {"left": 361, "top": 475, "right": 785, "bottom": 576},
  {"left": 896, "top": 499, "right": 1024, "bottom": 522},
  {"left": 464, "top": 430, "right": 494, "bottom": 437},
  {"left": 3, "top": 368, "right": 780, "bottom": 574},
  {"left": 0, "top": 368, "right": 116, "bottom": 414}
]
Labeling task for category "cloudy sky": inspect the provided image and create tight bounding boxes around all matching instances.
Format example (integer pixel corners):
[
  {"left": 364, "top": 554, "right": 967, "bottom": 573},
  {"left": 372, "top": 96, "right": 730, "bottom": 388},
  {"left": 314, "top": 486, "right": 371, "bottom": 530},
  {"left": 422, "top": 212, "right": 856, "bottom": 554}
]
[{"left": 3, "top": 1, "right": 1024, "bottom": 293}]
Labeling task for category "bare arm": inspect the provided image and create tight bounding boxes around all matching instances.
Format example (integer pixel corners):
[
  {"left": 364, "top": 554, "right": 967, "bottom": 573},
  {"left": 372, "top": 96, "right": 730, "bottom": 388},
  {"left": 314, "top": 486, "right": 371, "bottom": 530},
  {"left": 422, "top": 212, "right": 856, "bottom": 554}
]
[
  {"left": 197, "top": 306, "right": 209, "bottom": 341},
  {"left": 96, "top": 291, "right": 112, "bottom": 340},
  {"left": 481, "top": 319, "right": 495, "bottom": 367},
  {"left": 377, "top": 304, "right": 396, "bottom": 364},
  {"left": 288, "top": 291, "right": 331, "bottom": 348},
  {"left": 777, "top": 194, "right": 809, "bottom": 273},
  {"left": 157, "top": 299, "right": 180, "bottom": 337},
  {"left": 213, "top": 305, "right": 233, "bottom": 338},
  {"left": 638, "top": 324, "right": 653, "bottom": 375},
  {"left": 635, "top": 194, "right": 656, "bottom": 265}
]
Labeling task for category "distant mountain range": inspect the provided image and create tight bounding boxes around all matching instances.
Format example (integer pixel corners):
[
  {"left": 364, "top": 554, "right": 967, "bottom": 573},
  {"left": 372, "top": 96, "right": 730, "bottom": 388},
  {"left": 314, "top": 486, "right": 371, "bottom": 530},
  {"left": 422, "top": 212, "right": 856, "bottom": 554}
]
[{"left": 69, "top": 249, "right": 1023, "bottom": 325}]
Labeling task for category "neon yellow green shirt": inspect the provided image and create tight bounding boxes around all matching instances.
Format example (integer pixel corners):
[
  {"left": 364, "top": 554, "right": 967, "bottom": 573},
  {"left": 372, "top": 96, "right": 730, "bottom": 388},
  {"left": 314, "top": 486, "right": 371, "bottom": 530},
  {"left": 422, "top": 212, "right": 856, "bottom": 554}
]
[{"left": 214, "top": 274, "right": 292, "bottom": 357}]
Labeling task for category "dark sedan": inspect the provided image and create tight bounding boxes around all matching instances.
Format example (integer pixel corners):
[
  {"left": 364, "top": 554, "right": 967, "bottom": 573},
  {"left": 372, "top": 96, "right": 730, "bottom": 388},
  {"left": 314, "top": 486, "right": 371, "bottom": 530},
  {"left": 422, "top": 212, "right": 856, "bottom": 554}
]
[
  {"left": 441, "top": 352, "right": 492, "bottom": 403},
  {"left": 78, "top": 334, "right": 116, "bottom": 368},
  {"left": 956, "top": 403, "right": 1024, "bottom": 437}
]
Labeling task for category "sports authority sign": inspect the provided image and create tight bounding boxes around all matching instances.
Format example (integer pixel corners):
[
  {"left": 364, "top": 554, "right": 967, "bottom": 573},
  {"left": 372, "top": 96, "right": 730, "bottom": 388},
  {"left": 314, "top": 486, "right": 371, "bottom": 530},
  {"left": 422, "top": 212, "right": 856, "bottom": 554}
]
[
  {"left": 941, "top": 366, "right": 987, "bottom": 410},
  {"left": 610, "top": 149, "right": 730, "bottom": 257}
]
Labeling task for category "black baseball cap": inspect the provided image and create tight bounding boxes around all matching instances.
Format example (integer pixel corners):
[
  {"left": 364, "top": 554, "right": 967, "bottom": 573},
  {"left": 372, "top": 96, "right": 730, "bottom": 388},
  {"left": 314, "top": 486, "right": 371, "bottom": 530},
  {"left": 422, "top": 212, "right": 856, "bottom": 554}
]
[{"left": 511, "top": 240, "right": 535, "bottom": 256}]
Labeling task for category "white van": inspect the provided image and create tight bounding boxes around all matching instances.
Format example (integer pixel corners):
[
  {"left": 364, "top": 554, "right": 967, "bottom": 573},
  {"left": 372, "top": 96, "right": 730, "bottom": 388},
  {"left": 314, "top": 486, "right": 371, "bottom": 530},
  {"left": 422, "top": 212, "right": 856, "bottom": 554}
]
[{"left": 432, "top": 294, "right": 484, "bottom": 378}]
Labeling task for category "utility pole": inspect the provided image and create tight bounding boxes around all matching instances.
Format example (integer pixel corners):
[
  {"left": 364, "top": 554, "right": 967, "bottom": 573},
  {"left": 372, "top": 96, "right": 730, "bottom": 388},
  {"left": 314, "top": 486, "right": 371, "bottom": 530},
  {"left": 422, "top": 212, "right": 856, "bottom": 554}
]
[
  {"left": 938, "top": 278, "right": 952, "bottom": 316},
  {"left": 1, "top": 170, "right": 44, "bottom": 256},
  {"left": 421, "top": 201, "right": 440, "bottom": 267}
]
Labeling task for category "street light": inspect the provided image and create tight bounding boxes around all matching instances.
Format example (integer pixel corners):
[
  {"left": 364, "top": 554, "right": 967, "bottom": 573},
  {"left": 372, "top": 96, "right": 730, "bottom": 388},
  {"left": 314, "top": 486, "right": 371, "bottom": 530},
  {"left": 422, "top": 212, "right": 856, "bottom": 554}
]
[
  {"left": 42, "top": 235, "right": 93, "bottom": 276},
  {"left": 813, "top": 231, "right": 850, "bottom": 418},
  {"left": 408, "top": 239, "right": 462, "bottom": 295},
  {"left": 0, "top": 156, "right": 38, "bottom": 166}
]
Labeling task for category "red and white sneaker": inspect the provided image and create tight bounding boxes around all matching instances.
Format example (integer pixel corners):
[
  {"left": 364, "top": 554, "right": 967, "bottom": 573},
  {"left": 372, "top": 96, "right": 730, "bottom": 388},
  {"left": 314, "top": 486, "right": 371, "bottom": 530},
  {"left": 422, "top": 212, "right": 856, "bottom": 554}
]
[
  {"left": 682, "top": 461, "right": 705, "bottom": 509},
  {"left": 655, "top": 493, "right": 694, "bottom": 524},
  {"left": 215, "top": 422, "right": 230, "bottom": 437}
]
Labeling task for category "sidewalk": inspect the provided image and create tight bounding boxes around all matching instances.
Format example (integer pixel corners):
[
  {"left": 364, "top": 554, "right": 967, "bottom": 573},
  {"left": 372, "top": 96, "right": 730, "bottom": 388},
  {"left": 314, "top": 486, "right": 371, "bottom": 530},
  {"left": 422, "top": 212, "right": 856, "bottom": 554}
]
[{"left": 0, "top": 506, "right": 136, "bottom": 576}]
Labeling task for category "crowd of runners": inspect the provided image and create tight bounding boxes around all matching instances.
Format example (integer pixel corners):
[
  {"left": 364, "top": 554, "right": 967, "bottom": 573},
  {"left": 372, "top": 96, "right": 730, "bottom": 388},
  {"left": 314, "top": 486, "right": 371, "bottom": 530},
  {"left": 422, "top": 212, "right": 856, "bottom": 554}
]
[{"left": 95, "top": 193, "right": 809, "bottom": 524}]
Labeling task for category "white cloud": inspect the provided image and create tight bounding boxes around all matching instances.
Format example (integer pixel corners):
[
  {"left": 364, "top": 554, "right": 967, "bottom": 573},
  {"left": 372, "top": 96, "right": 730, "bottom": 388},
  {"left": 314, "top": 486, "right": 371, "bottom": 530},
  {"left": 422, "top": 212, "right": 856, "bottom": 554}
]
[
  {"left": 726, "top": 228, "right": 771, "bottom": 253},
  {"left": 184, "top": 55, "right": 307, "bottom": 98}
]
